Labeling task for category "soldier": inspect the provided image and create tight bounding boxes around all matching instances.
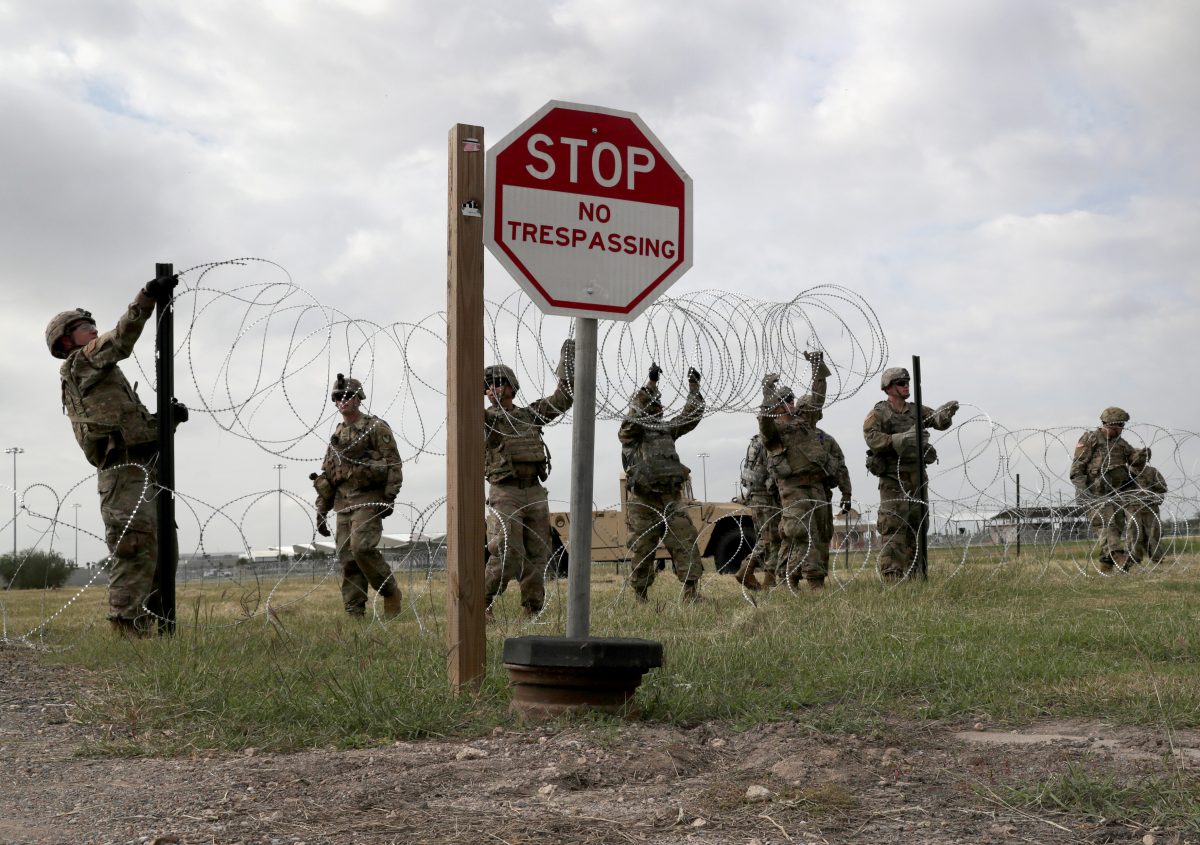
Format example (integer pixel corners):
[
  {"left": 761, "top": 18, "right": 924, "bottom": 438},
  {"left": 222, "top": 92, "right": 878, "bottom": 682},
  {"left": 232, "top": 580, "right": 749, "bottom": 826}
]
[
  {"left": 1069, "top": 407, "right": 1138, "bottom": 572},
  {"left": 1127, "top": 447, "right": 1167, "bottom": 566},
  {"left": 813, "top": 410, "right": 852, "bottom": 581},
  {"left": 483, "top": 339, "right": 575, "bottom": 617},
  {"left": 736, "top": 433, "right": 779, "bottom": 590},
  {"left": 758, "top": 351, "right": 833, "bottom": 590},
  {"left": 863, "top": 367, "right": 958, "bottom": 581},
  {"left": 620, "top": 363, "right": 705, "bottom": 602},
  {"left": 316, "top": 374, "right": 404, "bottom": 618},
  {"left": 48, "top": 278, "right": 186, "bottom": 634}
]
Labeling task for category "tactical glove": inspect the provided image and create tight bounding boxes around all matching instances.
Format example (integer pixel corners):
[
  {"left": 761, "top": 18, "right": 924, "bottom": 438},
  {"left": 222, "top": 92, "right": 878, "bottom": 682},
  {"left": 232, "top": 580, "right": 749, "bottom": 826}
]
[
  {"left": 558, "top": 338, "right": 576, "bottom": 386},
  {"left": 890, "top": 428, "right": 927, "bottom": 459},
  {"left": 936, "top": 400, "right": 960, "bottom": 423},
  {"left": 171, "top": 399, "right": 189, "bottom": 424},
  {"left": 316, "top": 513, "right": 332, "bottom": 537},
  {"left": 762, "top": 373, "right": 780, "bottom": 400},
  {"left": 648, "top": 362, "right": 662, "bottom": 383},
  {"left": 379, "top": 500, "right": 395, "bottom": 520},
  {"left": 687, "top": 366, "right": 701, "bottom": 386},
  {"left": 839, "top": 498, "right": 852, "bottom": 514},
  {"left": 143, "top": 275, "right": 179, "bottom": 300},
  {"left": 804, "top": 349, "right": 832, "bottom": 379}
]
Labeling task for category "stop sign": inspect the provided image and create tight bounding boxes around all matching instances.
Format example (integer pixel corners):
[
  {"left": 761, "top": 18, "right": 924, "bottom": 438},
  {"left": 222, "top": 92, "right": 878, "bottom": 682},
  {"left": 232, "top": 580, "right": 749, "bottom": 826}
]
[{"left": 485, "top": 101, "right": 693, "bottom": 321}]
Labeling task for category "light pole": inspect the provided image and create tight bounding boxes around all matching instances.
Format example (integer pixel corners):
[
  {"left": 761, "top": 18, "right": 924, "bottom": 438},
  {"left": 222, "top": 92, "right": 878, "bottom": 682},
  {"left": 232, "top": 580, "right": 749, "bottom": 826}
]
[
  {"left": 697, "top": 452, "right": 709, "bottom": 503},
  {"left": 73, "top": 503, "right": 81, "bottom": 568},
  {"left": 5, "top": 447, "right": 23, "bottom": 558},
  {"left": 273, "top": 464, "right": 286, "bottom": 564}
]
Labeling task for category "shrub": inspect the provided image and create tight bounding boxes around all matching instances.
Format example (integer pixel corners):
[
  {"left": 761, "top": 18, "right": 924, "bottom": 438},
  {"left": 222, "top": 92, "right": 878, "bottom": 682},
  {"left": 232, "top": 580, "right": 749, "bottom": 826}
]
[{"left": 0, "top": 548, "right": 75, "bottom": 589}]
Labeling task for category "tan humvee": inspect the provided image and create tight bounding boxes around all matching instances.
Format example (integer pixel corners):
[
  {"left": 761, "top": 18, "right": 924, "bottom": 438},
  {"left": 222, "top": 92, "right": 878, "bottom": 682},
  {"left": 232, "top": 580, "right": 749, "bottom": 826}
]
[{"left": 548, "top": 474, "right": 756, "bottom": 575}]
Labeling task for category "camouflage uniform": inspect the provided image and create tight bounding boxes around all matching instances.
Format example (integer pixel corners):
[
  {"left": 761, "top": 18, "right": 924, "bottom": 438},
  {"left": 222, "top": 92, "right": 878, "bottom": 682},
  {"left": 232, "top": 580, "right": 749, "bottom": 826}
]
[
  {"left": 863, "top": 375, "right": 957, "bottom": 580},
  {"left": 52, "top": 290, "right": 173, "bottom": 631},
  {"left": 620, "top": 374, "right": 705, "bottom": 598},
  {"left": 1069, "top": 408, "right": 1137, "bottom": 570},
  {"left": 814, "top": 426, "right": 852, "bottom": 579},
  {"left": 758, "top": 356, "right": 831, "bottom": 588},
  {"left": 740, "top": 434, "right": 781, "bottom": 587},
  {"left": 318, "top": 380, "right": 404, "bottom": 615},
  {"left": 1127, "top": 448, "right": 1167, "bottom": 565},
  {"left": 484, "top": 344, "right": 574, "bottom": 615}
]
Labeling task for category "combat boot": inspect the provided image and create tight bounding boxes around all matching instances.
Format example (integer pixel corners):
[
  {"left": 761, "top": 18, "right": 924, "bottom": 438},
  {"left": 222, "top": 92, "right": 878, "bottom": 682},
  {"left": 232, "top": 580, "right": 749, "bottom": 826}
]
[
  {"left": 109, "top": 617, "right": 148, "bottom": 638},
  {"left": 1097, "top": 554, "right": 1115, "bottom": 574},
  {"left": 633, "top": 585, "right": 649, "bottom": 604},
  {"left": 682, "top": 581, "right": 704, "bottom": 604},
  {"left": 807, "top": 576, "right": 825, "bottom": 592},
  {"left": 382, "top": 588, "right": 403, "bottom": 619},
  {"left": 733, "top": 562, "right": 761, "bottom": 591},
  {"left": 760, "top": 570, "right": 777, "bottom": 590}
]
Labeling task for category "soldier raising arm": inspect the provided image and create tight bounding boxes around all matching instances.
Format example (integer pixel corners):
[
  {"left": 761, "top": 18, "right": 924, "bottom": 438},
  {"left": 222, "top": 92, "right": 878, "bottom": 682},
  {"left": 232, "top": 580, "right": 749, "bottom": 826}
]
[
  {"left": 482, "top": 338, "right": 575, "bottom": 618},
  {"left": 620, "top": 364, "right": 707, "bottom": 602}
]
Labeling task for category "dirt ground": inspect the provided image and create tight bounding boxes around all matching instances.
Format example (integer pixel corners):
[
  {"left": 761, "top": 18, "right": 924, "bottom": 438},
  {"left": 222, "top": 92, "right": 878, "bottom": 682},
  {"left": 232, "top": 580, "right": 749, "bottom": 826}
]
[{"left": 1, "top": 646, "right": 1196, "bottom": 845}]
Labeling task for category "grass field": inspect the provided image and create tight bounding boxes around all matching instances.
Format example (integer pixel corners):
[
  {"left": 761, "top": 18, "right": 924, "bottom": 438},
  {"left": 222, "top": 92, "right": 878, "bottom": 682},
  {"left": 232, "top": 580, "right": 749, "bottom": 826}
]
[{"left": 2, "top": 550, "right": 1198, "bottom": 757}]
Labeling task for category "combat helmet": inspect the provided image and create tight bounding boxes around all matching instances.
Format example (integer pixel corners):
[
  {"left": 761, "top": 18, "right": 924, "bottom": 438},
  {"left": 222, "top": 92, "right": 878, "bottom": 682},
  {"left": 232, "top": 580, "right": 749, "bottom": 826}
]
[
  {"left": 45, "top": 308, "right": 94, "bottom": 359},
  {"left": 1100, "top": 406, "right": 1130, "bottom": 425},
  {"left": 765, "top": 382, "right": 796, "bottom": 413},
  {"left": 484, "top": 364, "right": 519, "bottom": 393},
  {"left": 880, "top": 367, "right": 910, "bottom": 390},
  {"left": 331, "top": 373, "right": 365, "bottom": 401},
  {"left": 1130, "top": 446, "right": 1150, "bottom": 467},
  {"left": 630, "top": 383, "right": 663, "bottom": 416}
]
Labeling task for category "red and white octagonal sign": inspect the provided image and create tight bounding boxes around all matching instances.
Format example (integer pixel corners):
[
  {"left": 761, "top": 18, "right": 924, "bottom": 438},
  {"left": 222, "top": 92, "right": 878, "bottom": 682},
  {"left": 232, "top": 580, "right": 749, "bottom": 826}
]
[{"left": 485, "top": 100, "right": 693, "bottom": 321}]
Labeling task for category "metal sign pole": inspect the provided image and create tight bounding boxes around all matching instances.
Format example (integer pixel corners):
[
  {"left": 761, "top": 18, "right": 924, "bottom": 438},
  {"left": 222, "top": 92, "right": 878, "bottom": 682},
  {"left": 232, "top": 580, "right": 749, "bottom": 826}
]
[{"left": 566, "top": 317, "right": 596, "bottom": 639}]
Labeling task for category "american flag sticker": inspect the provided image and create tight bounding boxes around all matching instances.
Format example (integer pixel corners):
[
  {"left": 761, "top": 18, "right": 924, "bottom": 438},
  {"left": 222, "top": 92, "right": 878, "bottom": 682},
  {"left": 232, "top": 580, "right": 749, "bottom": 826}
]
[{"left": 463, "top": 138, "right": 481, "bottom": 152}]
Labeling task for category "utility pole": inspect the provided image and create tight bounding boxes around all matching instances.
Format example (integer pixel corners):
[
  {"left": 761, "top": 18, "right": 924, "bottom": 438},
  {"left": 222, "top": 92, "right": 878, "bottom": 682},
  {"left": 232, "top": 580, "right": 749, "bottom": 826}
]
[
  {"left": 6, "top": 447, "right": 23, "bottom": 557},
  {"left": 697, "top": 452, "right": 709, "bottom": 503},
  {"left": 274, "top": 464, "right": 286, "bottom": 563},
  {"left": 73, "top": 503, "right": 81, "bottom": 568}
]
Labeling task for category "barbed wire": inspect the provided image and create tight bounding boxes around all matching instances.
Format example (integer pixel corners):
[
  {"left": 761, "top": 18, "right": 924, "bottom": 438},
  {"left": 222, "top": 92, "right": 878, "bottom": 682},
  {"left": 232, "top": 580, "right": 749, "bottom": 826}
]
[{"left": 3, "top": 261, "right": 1198, "bottom": 644}]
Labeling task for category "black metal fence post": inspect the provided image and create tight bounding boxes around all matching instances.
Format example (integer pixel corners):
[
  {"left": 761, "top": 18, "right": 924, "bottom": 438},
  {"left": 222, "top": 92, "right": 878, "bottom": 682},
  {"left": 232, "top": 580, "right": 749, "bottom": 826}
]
[
  {"left": 912, "top": 355, "right": 928, "bottom": 580},
  {"left": 152, "top": 262, "right": 177, "bottom": 634}
]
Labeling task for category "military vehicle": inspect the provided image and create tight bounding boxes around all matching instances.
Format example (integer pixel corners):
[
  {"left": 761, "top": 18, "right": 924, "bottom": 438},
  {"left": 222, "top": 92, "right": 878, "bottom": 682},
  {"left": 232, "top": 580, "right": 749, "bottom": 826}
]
[{"left": 546, "top": 474, "right": 755, "bottom": 576}]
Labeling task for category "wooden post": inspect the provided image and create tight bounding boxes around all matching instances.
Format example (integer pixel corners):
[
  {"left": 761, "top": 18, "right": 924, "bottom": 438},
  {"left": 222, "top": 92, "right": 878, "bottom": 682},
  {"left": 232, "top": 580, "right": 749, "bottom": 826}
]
[{"left": 446, "top": 124, "right": 486, "bottom": 690}]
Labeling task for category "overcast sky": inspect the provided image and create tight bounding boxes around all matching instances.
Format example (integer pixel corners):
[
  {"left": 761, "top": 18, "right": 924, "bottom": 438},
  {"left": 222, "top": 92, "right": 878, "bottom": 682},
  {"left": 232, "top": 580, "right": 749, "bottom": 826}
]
[{"left": 2, "top": 0, "right": 1197, "bottom": 565}]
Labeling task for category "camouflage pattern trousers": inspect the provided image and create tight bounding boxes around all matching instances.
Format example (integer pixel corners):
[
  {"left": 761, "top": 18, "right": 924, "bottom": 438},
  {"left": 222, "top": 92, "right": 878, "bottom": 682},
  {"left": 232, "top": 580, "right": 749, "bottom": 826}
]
[
  {"left": 811, "top": 492, "right": 836, "bottom": 577},
  {"left": 335, "top": 504, "right": 398, "bottom": 615},
  {"left": 776, "top": 483, "right": 827, "bottom": 584},
  {"left": 485, "top": 481, "right": 550, "bottom": 613},
  {"left": 626, "top": 488, "right": 702, "bottom": 591},
  {"left": 98, "top": 461, "right": 166, "bottom": 628},
  {"left": 1128, "top": 504, "right": 1164, "bottom": 564},
  {"left": 1086, "top": 496, "right": 1132, "bottom": 564},
  {"left": 877, "top": 474, "right": 928, "bottom": 579},
  {"left": 744, "top": 492, "right": 782, "bottom": 579}
]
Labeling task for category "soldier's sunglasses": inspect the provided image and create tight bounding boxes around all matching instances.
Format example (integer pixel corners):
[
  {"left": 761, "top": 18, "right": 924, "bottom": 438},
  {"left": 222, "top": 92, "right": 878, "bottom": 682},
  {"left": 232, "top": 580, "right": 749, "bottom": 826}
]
[
  {"left": 781, "top": 394, "right": 795, "bottom": 404},
  {"left": 892, "top": 379, "right": 910, "bottom": 387},
  {"left": 331, "top": 391, "right": 352, "bottom": 402},
  {"left": 68, "top": 320, "right": 96, "bottom": 332}
]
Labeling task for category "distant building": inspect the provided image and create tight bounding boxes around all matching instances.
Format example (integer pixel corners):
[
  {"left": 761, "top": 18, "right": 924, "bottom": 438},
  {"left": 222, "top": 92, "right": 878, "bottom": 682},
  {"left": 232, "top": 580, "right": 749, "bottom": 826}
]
[{"left": 986, "top": 505, "right": 1091, "bottom": 544}]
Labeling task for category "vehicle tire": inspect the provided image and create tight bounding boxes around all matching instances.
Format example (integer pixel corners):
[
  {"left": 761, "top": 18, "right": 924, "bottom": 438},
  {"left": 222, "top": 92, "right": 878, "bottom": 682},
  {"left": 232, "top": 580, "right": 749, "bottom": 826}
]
[
  {"left": 713, "top": 527, "right": 753, "bottom": 574},
  {"left": 548, "top": 529, "right": 569, "bottom": 578}
]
